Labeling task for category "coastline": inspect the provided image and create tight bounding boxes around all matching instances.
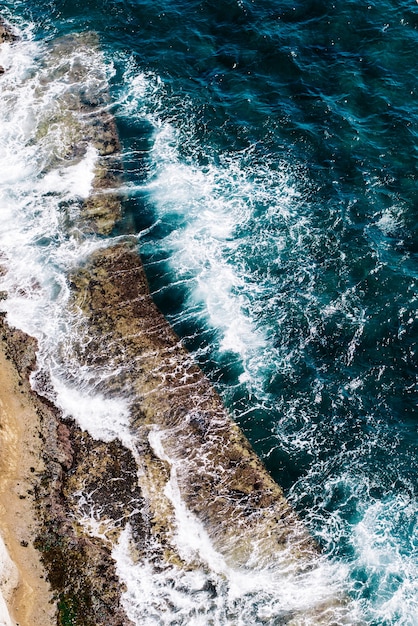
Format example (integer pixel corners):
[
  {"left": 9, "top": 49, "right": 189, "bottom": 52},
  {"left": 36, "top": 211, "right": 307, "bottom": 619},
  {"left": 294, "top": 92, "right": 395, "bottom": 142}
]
[
  {"left": 0, "top": 17, "right": 350, "bottom": 625},
  {"left": 0, "top": 328, "right": 55, "bottom": 626},
  {"left": 0, "top": 17, "right": 54, "bottom": 626}
]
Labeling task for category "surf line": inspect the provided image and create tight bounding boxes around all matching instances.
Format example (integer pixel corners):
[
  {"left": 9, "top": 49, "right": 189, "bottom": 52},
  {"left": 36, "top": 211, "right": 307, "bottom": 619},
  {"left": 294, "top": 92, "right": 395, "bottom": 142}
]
[{"left": 0, "top": 17, "right": 352, "bottom": 625}]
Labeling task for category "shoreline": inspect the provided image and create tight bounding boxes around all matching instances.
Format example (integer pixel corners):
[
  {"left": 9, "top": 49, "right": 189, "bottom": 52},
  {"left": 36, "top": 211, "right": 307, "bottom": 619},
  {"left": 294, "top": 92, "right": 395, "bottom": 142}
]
[
  {"left": 0, "top": 331, "right": 55, "bottom": 626},
  {"left": 0, "top": 18, "right": 350, "bottom": 625},
  {"left": 0, "top": 16, "right": 55, "bottom": 625},
  {"left": 0, "top": 319, "right": 135, "bottom": 626}
]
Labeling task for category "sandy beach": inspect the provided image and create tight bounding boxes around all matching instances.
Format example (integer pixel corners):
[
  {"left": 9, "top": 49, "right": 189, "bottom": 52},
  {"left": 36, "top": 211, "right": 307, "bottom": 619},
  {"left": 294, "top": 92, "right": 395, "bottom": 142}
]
[{"left": 0, "top": 334, "right": 55, "bottom": 626}]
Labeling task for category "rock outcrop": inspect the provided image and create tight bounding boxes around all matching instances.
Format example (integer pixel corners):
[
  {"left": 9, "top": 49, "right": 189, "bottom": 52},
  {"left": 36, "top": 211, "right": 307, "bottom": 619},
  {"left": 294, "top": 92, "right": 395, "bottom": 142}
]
[
  {"left": 68, "top": 241, "right": 315, "bottom": 569},
  {"left": 0, "top": 17, "right": 17, "bottom": 44},
  {"left": 0, "top": 16, "right": 17, "bottom": 75}
]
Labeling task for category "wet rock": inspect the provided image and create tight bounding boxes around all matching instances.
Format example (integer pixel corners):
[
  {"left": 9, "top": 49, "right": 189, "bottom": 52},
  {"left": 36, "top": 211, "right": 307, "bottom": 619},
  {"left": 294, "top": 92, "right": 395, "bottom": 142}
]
[
  {"left": 0, "top": 17, "right": 18, "bottom": 44},
  {"left": 0, "top": 317, "right": 134, "bottom": 626},
  {"left": 34, "top": 526, "right": 130, "bottom": 626},
  {"left": 64, "top": 427, "right": 146, "bottom": 545},
  {"left": 68, "top": 242, "right": 316, "bottom": 570},
  {"left": 31, "top": 32, "right": 123, "bottom": 235}
]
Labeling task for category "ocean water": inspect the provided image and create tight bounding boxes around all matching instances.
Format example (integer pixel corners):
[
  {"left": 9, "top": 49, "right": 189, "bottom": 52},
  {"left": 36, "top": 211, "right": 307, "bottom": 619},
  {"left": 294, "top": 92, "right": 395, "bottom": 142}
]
[{"left": 0, "top": 0, "right": 417, "bottom": 624}]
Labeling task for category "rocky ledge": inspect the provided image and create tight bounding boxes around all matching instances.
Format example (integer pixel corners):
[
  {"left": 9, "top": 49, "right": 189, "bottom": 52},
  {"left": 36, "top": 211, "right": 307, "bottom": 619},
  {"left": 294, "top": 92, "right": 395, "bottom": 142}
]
[{"left": 0, "top": 16, "right": 17, "bottom": 75}]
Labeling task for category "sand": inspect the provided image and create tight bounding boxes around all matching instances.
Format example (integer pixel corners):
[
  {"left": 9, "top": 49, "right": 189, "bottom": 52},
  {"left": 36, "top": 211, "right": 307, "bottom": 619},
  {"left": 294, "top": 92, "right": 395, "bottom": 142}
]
[{"left": 0, "top": 341, "right": 55, "bottom": 626}]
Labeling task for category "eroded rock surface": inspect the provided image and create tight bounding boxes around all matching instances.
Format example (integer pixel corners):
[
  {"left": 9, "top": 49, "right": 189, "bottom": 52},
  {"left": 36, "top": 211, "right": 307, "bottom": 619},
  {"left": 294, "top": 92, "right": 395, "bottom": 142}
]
[
  {"left": 69, "top": 242, "right": 315, "bottom": 568},
  {"left": 0, "top": 17, "right": 17, "bottom": 44},
  {"left": 0, "top": 318, "right": 135, "bottom": 626}
]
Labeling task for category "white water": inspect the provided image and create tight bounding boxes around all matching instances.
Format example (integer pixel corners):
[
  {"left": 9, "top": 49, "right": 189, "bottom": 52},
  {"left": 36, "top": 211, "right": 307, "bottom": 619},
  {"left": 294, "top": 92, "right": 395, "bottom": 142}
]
[
  {"left": 118, "top": 69, "right": 308, "bottom": 398},
  {"left": 113, "top": 522, "right": 354, "bottom": 626},
  {"left": 0, "top": 537, "right": 18, "bottom": 626}
]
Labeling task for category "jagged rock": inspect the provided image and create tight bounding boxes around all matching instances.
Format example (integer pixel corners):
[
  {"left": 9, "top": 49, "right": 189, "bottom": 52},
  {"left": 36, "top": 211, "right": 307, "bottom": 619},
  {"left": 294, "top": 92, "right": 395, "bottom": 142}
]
[
  {"left": 0, "top": 317, "right": 134, "bottom": 626},
  {"left": 0, "top": 17, "right": 18, "bottom": 44},
  {"left": 63, "top": 427, "right": 146, "bottom": 545}
]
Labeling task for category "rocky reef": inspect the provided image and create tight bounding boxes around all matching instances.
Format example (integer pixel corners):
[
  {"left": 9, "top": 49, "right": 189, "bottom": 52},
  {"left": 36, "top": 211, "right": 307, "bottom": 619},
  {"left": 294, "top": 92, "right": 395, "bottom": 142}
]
[
  {"left": 68, "top": 241, "right": 315, "bottom": 567},
  {"left": 0, "top": 17, "right": 17, "bottom": 44}
]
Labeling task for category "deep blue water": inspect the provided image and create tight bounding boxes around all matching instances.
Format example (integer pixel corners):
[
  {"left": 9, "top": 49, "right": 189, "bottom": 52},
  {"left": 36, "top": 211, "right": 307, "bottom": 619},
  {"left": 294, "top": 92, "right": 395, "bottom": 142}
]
[{"left": 2, "top": 0, "right": 418, "bottom": 623}]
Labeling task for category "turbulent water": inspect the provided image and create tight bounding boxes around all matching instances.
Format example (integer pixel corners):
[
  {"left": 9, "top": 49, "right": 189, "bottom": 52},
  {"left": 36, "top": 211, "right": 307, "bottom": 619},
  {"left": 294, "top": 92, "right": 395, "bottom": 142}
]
[{"left": 0, "top": 0, "right": 417, "bottom": 624}]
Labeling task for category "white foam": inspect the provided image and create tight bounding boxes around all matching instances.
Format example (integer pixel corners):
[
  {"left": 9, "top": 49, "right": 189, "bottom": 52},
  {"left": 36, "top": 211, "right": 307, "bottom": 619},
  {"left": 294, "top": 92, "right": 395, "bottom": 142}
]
[
  {"left": 375, "top": 207, "right": 404, "bottom": 237},
  {"left": 351, "top": 496, "right": 418, "bottom": 624},
  {"left": 117, "top": 68, "right": 275, "bottom": 382},
  {"left": 144, "top": 427, "right": 352, "bottom": 624},
  {"left": 146, "top": 124, "right": 282, "bottom": 380},
  {"left": 113, "top": 525, "right": 227, "bottom": 626},
  {"left": 0, "top": 536, "right": 18, "bottom": 626},
  {"left": 51, "top": 375, "right": 133, "bottom": 445},
  {"left": 39, "top": 144, "right": 98, "bottom": 199},
  {"left": 116, "top": 68, "right": 319, "bottom": 401},
  {"left": 148, "top": 428, "right": 228, "bottom": 574},
  {"left": 113, "top": 519, "right": 353, "bottom": 625}
]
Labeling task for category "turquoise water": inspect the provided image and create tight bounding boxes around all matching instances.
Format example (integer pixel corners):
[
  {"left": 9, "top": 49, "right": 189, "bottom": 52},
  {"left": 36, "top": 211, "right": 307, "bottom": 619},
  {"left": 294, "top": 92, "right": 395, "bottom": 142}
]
[{"left": 2, "top": 0, "right": 418, "bottom": 623}]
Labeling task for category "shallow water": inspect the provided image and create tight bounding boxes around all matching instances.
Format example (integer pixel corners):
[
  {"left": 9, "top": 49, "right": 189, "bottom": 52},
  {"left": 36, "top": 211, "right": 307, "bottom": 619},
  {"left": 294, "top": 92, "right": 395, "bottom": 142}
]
[{"left": 0, "top": 1, "right": 417, "bottom": 623}]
